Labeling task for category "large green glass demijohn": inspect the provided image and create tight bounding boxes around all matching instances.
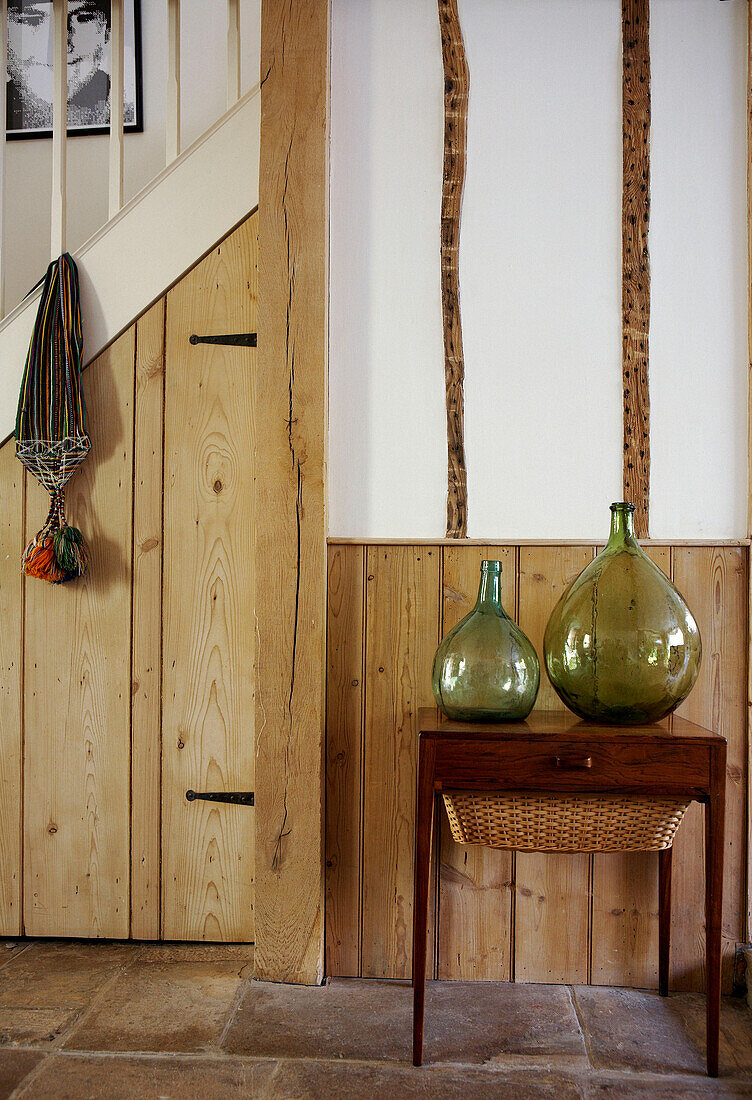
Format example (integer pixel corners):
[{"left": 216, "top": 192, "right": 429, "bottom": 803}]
[
  {"left": 543, "top": 502, "right": 702, "bottom": 724},
  {"left": 432, "top": 560, "right": 539, "bottom": 721}
]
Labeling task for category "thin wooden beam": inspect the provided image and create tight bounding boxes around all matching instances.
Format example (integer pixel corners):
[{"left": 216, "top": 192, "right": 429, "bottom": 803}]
[
  {"left": 438, "top": 0, "right": 468, "bottom": 539},
  {"left": 0, "top": 0, "right": 7, "bottom": 314},
  {"left": 622, "top": 0, "right": 651, "bottom": 537},
  {"left": 108, "top": 0, "right": 125, "bottom": 219},
  {"left": 166, "top": 0, "right": 181, "bottom": 163},
  {"left": 255, "top": 0, "right": 330, "bottom": 985},
  {"left": 51, "top": 0, "right": 67, "bottom": 257},
  {"left": 227, "top": 0, "right": 241, "bottom": 109}
]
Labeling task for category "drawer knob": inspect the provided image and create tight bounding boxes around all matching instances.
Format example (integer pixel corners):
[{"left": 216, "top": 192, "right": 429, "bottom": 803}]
[{"left": 555, "top": 755, "right": 592, "bottom": 769}]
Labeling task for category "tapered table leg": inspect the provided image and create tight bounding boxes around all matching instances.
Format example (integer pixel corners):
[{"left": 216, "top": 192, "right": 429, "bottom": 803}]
[
  {"left": 658, "top": 846, "right": 672, "bottom": 997},
  {"left": 412, "top": 738, "right": 435, "bottom": 1067},
  {"left": 705, "top": 785, "right": 725, "bottom": 1078}
]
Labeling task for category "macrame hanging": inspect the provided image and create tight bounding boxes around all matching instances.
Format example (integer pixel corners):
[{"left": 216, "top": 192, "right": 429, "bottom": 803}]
[{"left": 15, "top": 253, "right": 90, "bottom": 583}]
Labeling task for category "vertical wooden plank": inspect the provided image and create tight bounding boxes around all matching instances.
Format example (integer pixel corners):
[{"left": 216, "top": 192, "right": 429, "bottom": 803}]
[
  {"left": 361, "top": 545, "right": 440, "bottom": 979},
  {"left": 108, "top": 0, "right": 125, "bottom": 219},
  {"left": 130, "top": 298, "right": 165, "bottom": 940},
  {"left": 590, "top": 545, "right": 670, "bottom": 988},
  {"left": 622, "top": 0, "right": 651, "bottom": 537},
  {"left": 672, "top": 546, "right": 747, "bottom": 993},
  {"left": 166, "top": 0, "right": 181, "bottom": 163},
  {"left": 51, "top": 0, "right": 67, "bottom": 256},
  {"left": 162, "top": 216, "right": 256, "bottom": 942},
  {"left": 515, "top": 545, "right": 593, "bottom": 983},
  {"left": 437, "top": 544, "right": 514, "bottom": 981},
  {"left": 325, "top": 544, "right": 363, "bottom": 976},
  {"left": 438, "top": 0, "right": 468, "bottom": 538},
  {"left": 256, "top": 0, "right": 330, "bottom": 984},
  {"left": 0, "top": 442, "right": 23, "bottom": 934},
  {"left": 227, "top": 0, "right": 242, "bottom": 108},
  {"left": 23, "top": 330, "right": 134, "bottom": 938}
]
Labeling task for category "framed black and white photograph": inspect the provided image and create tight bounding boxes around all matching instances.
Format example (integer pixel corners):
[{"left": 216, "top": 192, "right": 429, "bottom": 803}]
[{"left": 6, "top": 0, "right": 143, "bottom": 139}]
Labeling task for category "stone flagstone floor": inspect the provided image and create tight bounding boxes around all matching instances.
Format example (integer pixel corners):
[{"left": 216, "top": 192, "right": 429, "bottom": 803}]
[{"left": 0, "top": 939, "right": 751, "bottom": 1097}]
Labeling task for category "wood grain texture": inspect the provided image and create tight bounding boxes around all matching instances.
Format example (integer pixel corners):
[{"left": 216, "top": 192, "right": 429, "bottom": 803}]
[
  {"left": 130, "top": 299, "right": 165, "bottom": 940},
  {"left": 325, "top": 544, "right": 364, "bottom": 976},
  {"left": 162, "top": 218, "right": 256, "bottom": 942},
  {"left": 0, "top": 443, "right": 23, "bottom": 934},
  {"left": 590, "top": 545, "right": 670, "bottom": 988},
  {"left": 514, "top": 546, "right": 593, "bottom": 983},
  {"left": 622, "top": 0, "right": 651, "bottom": 537},
  {"left": 362, "top": 546, "right": 440, "bottom": 978},
  {"left": 255, "top": 0, "right": 329, "bottom": 984},
  {"left": 672, "top": 547, "right": 747, "bottom": 993},
  {"left": 437, "top": 545, "right": 513, "bottom": 980},
  {"left": 438, "top": 0, "right": 468, "bottom": 539},
  {"left": 24, "top": 330, "right": 134, "bottom": 938}
]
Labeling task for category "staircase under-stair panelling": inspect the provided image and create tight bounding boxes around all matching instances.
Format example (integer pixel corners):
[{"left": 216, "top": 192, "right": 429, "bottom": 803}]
[{"left": 0, "top": 213, "right": 258, "bottom": 941}]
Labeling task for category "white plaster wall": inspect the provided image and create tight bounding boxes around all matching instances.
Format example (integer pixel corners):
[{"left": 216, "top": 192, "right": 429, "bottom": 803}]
[
  {"left": 4, "top": 0, "right": 261, "bottom": 312},
  {"left": 329, "top": 0, "right": 748, "bottom": 539}
]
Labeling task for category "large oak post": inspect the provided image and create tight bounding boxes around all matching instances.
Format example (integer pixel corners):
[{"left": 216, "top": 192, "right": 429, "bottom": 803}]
[{"left": 255, "top": 0, "right": 330, "bottom": 984}]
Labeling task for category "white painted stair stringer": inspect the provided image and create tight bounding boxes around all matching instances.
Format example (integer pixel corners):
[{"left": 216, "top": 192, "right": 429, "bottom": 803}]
[{"left": 0, "top": 83, "right": 260, "bottom": 445}]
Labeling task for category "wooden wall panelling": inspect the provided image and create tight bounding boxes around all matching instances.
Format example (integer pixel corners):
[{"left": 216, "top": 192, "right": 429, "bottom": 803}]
[
  {"left": 437, "top": 545, "right": 514, "bottom": 980},
  {"left": 162, "top": 217, "right": 257, "bottom": 941},
  {"left": 622, "top": 0, "right": 651, "bottom": 537},
  {"left": 23, "top": 330, "right": 134, "bottom": 938},
  {"left": 672, "top": 547, "right": 747, "bottom": 993},
  {"left": 515, "top": 546, "right": 593, "bottom": 983},
  {"left": 0, "top": 443, "right": 23, "bottom": 934},
  {"left": 361, "top": 546, "right": 440, "bottom": 978},
  {"left": 590, "top": 545, "right": 670, "bottom": 988},
  {"left": 255, "top": 0, "right": 330, "bottom": 984},
  {"left": 130, "top": 299, "right": 165, "bottom": 940},
  {"left": 325, "top": 544, "right": 364, "bottom": 975}
]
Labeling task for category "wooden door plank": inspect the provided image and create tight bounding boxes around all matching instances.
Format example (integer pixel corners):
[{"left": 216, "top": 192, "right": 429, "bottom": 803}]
[
  {"left": 162, "top": 217, "right": 256, "bottom": 942},
  {"left": 437, "top": 545, "right": 514, "bottom": 980},
  {"left": 362, "top": 545, "right": 440, "bottom": 978},
  {"left": 326, "top": 543, "right": 364, "bottom": 976},
  {"left": 255, "top": 0, "right": 329, "bottom": 985},
  {"left": 130, "top": 298, "right": 165, "bottom": 940},
  {"left": 515, "top": 545, "right": 593, "bottom": 983},
  {"left": 673, "top": 546, "right": 747, "bottom": 992},
  {"left": 0, "top": 442, "right": 23, "bottom": 934},
  {"left": 590, "top": 545, "right": 670, "bottom": 987},
  {"left": 23, "top": 331, "right": 134, "bottom": 938}
]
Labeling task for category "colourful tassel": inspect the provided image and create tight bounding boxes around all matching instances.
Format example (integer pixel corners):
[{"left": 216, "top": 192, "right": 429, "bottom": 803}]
[
  {"left": 22, "top": 534, "right": 67, "bottom": 584},
  {"left": 52, "top": 525, "right": 88, "bottom": 579}
]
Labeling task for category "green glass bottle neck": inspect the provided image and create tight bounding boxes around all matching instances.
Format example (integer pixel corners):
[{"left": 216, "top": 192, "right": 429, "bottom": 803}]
[
  {"left": 607, "top": 503, "right": 639, "bottom": 550},
  {"left": 475, "top": 564, "right": 503, "bottom": 611}
]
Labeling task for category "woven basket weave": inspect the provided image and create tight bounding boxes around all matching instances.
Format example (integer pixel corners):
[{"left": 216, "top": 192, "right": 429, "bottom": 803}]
[{"left": 442, "top": 792, "right": 689, "bottom": 853}]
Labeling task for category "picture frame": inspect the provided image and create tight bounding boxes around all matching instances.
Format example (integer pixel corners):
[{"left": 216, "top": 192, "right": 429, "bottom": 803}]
[{"left": 6, "top": 0, "right": 143, "bottom": 140}]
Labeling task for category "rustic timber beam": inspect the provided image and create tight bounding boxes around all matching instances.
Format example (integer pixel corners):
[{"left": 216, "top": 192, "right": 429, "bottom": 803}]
[
  {"left": 255, "top": 0, "right": 330, "bottom": 984},
  {"left": 439, "top": 0, "right": 469, "bottom": 539},
  {"left": 622, "top": 0, "right": 651, "bottom": 538}
]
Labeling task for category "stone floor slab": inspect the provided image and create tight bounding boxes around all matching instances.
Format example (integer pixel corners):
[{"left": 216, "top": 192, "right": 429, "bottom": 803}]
[
  {"left": 0, "top": 1006, "right": 78, "bottom": 1046},
  {"left": 63, "top": 961, "right": 245, "bottom": 1053},
  {"left": 0, "top": 1050, "right": 44, "bottom": 1099},
  {"left": 268, "top": 1061, "right": 584, "bottom": 1099},
  {"left": 573, "top": 987, "right": 707, "bottom": 1075},
  {"left": 223, "top": 978, "right": 585, "bottom": 1065},
  {"left": 0, "top": 942, "right": 132, "bottom": 1010},
  {"left": 15, "top": 1053, "right": 278, "bottom": 1099},
  {"left": 583, "top": 1074, "right": 752, "bottom": 1098}
]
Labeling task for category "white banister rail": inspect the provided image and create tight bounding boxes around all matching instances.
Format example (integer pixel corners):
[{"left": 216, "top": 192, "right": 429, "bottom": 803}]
[
  {"left": 109, "top": 0, "right": 125, "bottom": 219},
  {"left": 227, "top": 0, "right": 241, "bottom": 109},
  {"left": 51, "top": 0, "right": 68, "bottom": 258},
  {"left": 167, "top": 0, "right": 181, "bottom": 163}
]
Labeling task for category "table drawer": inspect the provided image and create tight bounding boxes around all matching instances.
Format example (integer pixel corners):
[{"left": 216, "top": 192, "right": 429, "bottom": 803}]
[{"left": 431, "top": 738, "right": 712, "bottom": 795}]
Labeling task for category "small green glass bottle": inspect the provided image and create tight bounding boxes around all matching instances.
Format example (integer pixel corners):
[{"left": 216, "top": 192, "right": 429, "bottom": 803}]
[
  {"left": 543, "top": 502, "right": 702, "bottom": 724},
  {"left": 432, "top": 559, "right": 539, "bottom": 721}
]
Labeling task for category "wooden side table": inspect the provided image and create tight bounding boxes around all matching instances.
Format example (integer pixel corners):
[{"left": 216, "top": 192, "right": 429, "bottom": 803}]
[{"left": 412, "top": 707, "right": 727, "bottom": 1076}]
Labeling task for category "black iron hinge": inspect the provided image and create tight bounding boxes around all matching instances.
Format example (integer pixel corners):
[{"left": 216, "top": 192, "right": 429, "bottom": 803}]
[
  {"left": 185, "top": 790, "right": 254, "bottom": 806},
  {"left": 189, "top": 333, "right": 257, "bottom": 347}
]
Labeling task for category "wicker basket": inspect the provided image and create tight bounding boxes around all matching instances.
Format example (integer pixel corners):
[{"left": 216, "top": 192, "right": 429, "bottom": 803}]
[{"left": 442, "top": 792, "right": 689, "bottom": 853}]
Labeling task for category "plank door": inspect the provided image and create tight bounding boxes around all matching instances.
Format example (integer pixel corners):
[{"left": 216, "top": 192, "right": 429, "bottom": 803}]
[{"left": 162, "top": 215, "right": 257, "bottom": 941}]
